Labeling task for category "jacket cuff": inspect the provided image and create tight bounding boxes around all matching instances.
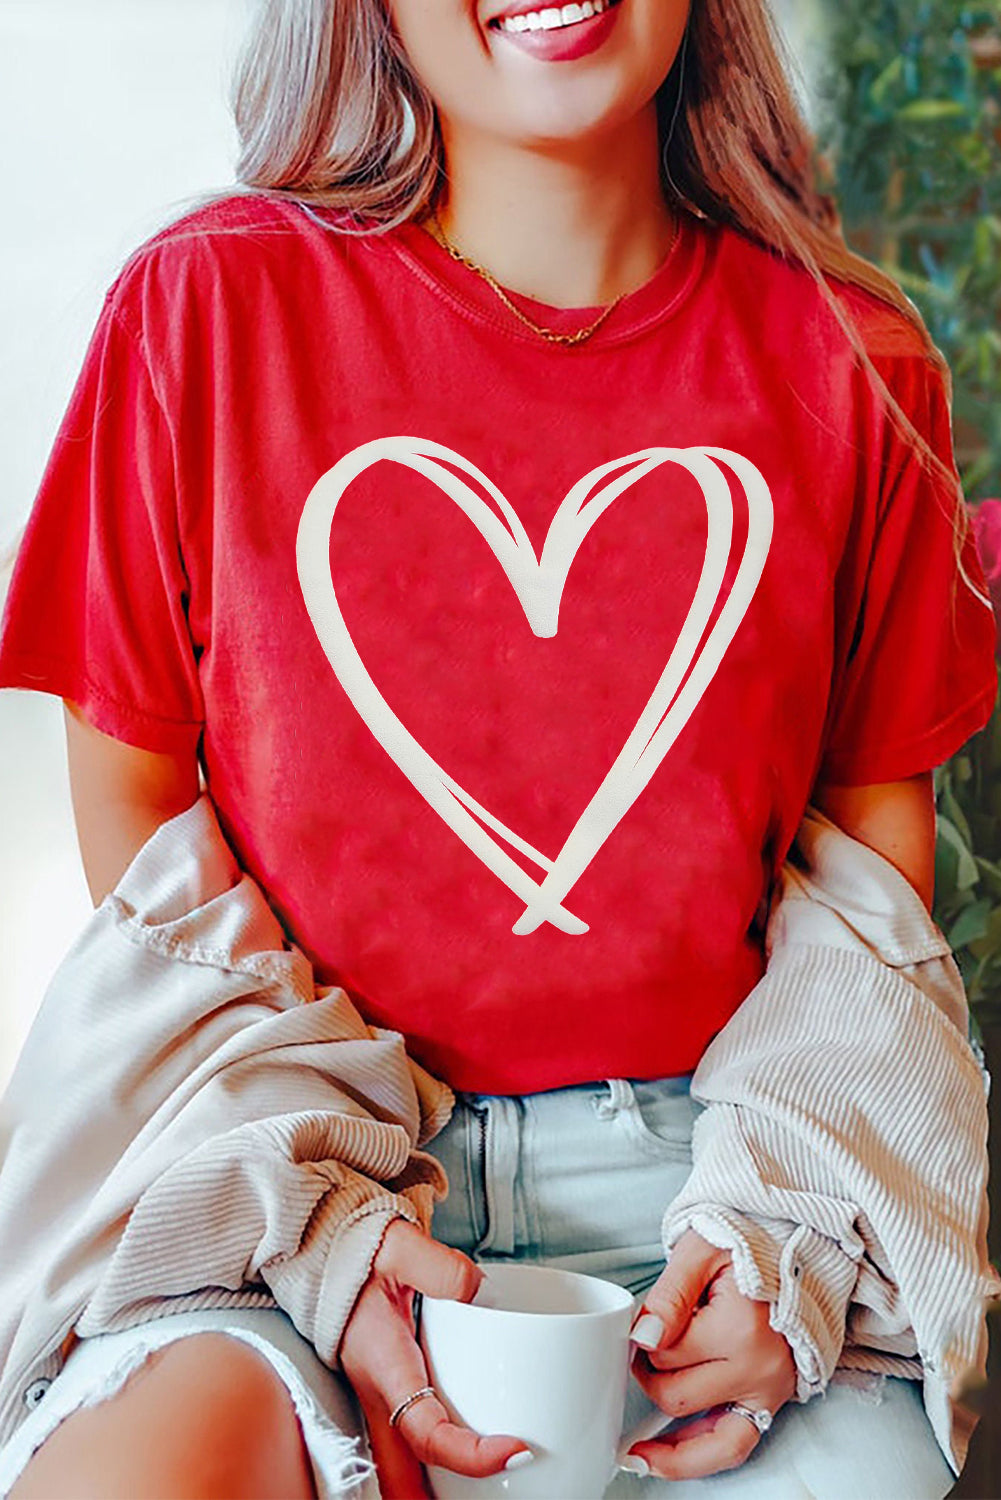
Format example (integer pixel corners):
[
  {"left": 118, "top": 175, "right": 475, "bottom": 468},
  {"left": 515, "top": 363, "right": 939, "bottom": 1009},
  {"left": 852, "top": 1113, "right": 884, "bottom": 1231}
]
[
  {"left": 662, "top": 1206, "right": 858, "bottom": 1402},
  {"left": 263, "top": 1192, "right": 418, "bottom": 1369},
  {"left": 260, "top": 1156, "right": 444, "bottom": 1370},
  {"left": 74, "top": 1111, "right": 448, "bottom": 1357}
]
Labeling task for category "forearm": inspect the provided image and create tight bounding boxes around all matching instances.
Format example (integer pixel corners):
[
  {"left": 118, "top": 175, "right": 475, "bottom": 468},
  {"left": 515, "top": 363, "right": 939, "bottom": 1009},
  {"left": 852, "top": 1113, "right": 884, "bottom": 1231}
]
[{"left": 63, "top": 699, "right": 200, "bottom": 904}]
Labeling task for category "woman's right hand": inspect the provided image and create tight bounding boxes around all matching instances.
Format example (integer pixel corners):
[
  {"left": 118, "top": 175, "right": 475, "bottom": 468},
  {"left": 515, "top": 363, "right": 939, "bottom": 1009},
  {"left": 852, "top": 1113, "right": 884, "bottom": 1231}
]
[{"left": 339, "top": 1218, "right": 531, "bottom": 1498}]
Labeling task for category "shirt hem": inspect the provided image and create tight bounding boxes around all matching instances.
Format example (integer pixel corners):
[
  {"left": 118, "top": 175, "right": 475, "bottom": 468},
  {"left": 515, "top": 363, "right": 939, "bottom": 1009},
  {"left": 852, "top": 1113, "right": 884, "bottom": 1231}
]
[
  {"left": 0, "top": 651, "right": 203, "bottom": 756},
  {"left": 817, "top": 682, "right": 997, "bottom": 786}
]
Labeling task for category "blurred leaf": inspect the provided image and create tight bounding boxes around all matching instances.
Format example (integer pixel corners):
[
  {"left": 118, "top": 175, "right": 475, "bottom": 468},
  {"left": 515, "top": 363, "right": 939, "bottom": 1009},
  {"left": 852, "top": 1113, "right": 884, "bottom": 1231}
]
[
  {"left": 939, "top": 816, "right": 981, "bottom": 889},
  {"left": 942, "top": 782, "right": 974, "bottom": 846},
  {"left": 871, "top": 54, "right": 906, "bottom": 104},
  {"left": 896, "top": 98, "right": 969, "bottom": 119},
  {"left": 950, "top": 896, "right": 994, "bottom": 948},
  {"left": 974, "top": 856, "right": 1001, "bottom": 903}
]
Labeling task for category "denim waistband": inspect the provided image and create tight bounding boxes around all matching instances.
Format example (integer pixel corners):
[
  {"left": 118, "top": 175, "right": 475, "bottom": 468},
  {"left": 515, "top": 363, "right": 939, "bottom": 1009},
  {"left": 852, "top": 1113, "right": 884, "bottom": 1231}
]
[
  {"left": 423, "top": 1074, "right": 699, "bottom": 1291},
  {"left": 452, "top": 1072, "right": 695, "bottom": 1107}
]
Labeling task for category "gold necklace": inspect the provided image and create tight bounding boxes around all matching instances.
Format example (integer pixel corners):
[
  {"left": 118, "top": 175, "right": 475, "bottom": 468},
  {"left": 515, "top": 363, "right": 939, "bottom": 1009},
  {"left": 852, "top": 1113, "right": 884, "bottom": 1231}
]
[{"left": 427, "top": 207, "right": 676, "bottom": 349}]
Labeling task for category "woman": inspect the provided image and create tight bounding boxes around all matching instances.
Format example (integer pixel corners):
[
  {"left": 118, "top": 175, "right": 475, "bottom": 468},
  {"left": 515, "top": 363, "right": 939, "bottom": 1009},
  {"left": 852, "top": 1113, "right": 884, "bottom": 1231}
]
[{"left": 0, "top": 0, "right": 996, "bottom": 1495}]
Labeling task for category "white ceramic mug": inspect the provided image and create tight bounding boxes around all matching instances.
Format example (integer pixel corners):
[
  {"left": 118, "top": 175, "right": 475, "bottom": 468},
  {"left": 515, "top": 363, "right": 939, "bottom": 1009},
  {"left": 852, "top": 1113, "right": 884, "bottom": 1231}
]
[{"left": 418, "top": 1262, "right": 635, "bottom": 1499}]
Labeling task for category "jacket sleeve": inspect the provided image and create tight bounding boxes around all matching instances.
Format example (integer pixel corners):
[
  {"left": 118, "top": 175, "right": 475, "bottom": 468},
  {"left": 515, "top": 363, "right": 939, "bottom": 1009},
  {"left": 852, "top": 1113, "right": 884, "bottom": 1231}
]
[
  {"left": 0, "top": 792, "right": 455, "bottom": 1436},
  {"left": 660, "top": 805, "right": 997, "bottom": 1474}
]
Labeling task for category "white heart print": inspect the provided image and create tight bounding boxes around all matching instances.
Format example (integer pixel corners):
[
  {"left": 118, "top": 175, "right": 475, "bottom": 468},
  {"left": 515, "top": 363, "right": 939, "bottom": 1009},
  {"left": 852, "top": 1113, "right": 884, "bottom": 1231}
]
[{"left": 297, "top": 438, "right": 774, "bottom": 936}]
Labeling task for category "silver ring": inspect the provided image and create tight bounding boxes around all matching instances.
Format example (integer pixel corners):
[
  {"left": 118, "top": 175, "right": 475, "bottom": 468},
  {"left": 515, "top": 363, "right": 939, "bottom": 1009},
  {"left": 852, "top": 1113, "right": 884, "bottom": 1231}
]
[
  {"left": 388, "top": 1385, "right": 437, "bottom": 1428},
  {"left": 725, "top": 1402, "right": 773, "bottom": 1436}
]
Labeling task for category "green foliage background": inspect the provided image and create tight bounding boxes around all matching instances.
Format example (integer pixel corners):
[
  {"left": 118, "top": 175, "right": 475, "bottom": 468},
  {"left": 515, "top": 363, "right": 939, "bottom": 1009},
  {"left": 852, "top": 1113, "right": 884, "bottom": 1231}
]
[{"left": 812, "top": 1, "right": 1001, "bottom": 1024}]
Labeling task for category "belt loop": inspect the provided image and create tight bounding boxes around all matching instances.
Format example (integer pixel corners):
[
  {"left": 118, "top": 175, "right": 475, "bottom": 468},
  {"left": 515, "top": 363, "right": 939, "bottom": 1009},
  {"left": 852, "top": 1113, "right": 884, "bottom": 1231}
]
[{"left": 595, "top": 1078, "right": 633, "bottom": 1119}]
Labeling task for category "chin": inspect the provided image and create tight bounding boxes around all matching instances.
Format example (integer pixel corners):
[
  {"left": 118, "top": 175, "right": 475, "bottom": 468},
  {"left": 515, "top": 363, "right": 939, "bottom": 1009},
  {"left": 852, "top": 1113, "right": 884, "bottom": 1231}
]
[
  {"left": 389, "top": 0, "right": 684, "bottom": 155},
  {"left": 463, "top": 79, "right": 669, "bottom": 156}
]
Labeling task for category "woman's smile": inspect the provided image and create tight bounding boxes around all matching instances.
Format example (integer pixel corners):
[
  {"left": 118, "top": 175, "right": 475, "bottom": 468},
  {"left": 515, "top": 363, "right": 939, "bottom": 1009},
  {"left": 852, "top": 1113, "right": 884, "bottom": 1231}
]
[{"left": 488, "top": 0, "right": 626, "bottom": 62}]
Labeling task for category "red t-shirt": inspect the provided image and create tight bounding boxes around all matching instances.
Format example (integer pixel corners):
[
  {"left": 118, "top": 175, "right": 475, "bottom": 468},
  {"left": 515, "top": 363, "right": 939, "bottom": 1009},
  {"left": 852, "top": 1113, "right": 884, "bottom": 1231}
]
[{"left": 1, "top": 195, "right": 996, "bottom": 1092}]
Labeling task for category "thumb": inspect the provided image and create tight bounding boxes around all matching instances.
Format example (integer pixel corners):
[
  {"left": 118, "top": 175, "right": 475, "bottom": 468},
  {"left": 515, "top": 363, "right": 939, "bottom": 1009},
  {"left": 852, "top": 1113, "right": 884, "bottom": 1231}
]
[
  {"left": 378, "top": 1219, "right": 484, "bottom": 1304},
  {"left": 637, "top": 1231, "right": 729, "bottom": 1349}
]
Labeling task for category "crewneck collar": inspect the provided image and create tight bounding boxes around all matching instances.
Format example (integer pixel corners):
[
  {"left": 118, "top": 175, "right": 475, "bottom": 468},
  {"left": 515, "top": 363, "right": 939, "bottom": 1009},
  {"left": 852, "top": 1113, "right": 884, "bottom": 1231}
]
[{"left": 384, "top": 207, "right": 709, "bottom": 352}]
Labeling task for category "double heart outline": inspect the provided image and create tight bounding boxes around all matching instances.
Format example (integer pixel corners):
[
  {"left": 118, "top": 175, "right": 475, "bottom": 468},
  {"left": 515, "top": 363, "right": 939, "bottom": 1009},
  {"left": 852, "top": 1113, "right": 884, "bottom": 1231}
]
[{"left": 297, "top": 436, "right": 774, "bottom": 935}]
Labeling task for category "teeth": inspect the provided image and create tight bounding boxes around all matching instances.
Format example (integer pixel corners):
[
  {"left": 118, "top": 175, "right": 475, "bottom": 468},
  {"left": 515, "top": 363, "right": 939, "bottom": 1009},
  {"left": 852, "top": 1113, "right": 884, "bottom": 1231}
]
[{"left": 498, "top": 0, "right": 610, "bottom": 32}]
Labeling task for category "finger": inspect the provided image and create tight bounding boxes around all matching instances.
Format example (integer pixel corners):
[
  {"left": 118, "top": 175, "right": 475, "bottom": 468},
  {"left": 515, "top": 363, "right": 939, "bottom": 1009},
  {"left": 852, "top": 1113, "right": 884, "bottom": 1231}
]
[
  {"left": 342, "top": 1274, "right": 433, "bottom": 1417},
  {"left": 632, "top": 1409, "right": 760, "bottom": 1481},
  {"left": 377, "top": 1220, "right": 484, "bottom": 1305},
  {"left": 638, "top": 1232, "right": 731, "bottom": 1349},
  {"left": 359, "top": 1386, "right": 431, "bottom": 1500},
  {"left": 630, "top": 1356, "right": 739, "bottom": 1421},
  {"left": 638, "top": 1277, "right": 761, "bottom": 1371},
  {"left": 396, "top": 1390, "right": 531, "bottom": 1478},
  {"left": 634, "top": 1307, "right": 729, "bottom": 1371},
  {"left": 348, "top": 1280, "right": 530, "bottom": 1480},
  {"left": 640, "top": 1286, "right": 797, "bottom": 1412}
]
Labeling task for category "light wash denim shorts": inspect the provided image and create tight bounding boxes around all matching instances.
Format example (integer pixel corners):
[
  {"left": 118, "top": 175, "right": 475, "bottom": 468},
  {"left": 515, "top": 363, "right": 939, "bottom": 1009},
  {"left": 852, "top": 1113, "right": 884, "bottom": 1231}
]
[{"left": 0, "top": 1076, "right": 955, "bottom": 1499}]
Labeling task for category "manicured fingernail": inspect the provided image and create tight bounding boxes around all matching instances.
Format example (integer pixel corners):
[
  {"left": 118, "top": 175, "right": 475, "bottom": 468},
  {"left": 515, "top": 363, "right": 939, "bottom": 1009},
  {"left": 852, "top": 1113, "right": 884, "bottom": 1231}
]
[
  {"left": 630, "top": 1312, "right": 665, "bottom": 1350},
  {"left": 505, "top": 1449, "right": 535, "bottom": 1470},
  {"left": 618, "top": 1453, "right": 651, "bottom": 1477}
]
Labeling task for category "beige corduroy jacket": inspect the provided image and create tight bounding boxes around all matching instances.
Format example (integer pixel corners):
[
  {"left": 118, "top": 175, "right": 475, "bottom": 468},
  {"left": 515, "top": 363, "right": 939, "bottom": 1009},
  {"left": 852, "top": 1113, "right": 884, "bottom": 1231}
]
[
  {"left": 0, "top": 794, "right": 994, "bottom": 1473},
  {"left": 0, "top": 794, "right": 454, "bottom": 1451}
]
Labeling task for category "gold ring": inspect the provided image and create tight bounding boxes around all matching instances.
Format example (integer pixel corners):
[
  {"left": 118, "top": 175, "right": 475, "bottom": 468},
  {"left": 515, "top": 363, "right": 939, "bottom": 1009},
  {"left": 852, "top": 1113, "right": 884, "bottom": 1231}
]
[{"left": 388, "top": 1385, "right": 437, "bottom": 1428}]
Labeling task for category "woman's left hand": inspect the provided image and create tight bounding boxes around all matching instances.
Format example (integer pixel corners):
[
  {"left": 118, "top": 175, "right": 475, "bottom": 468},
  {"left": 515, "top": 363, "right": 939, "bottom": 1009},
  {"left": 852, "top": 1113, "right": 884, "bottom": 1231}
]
[{"left": 625, "top": 1229, "right": 797, "bottom": 1480}]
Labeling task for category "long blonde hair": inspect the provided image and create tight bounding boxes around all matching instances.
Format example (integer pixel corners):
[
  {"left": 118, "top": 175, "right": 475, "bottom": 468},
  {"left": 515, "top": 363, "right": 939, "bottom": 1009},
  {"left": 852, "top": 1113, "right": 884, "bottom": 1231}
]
[{"left": 230, "top": 0, "right": 981, "bottom": 595}]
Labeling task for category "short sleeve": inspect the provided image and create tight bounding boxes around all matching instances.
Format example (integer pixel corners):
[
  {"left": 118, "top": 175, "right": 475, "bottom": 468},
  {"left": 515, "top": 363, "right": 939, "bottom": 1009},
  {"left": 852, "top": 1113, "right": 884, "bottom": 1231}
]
[
  {"left": 0, "top": 290, "right": 204, "bottom": 755},
  {"left": 817, "top": 353, "right": 998, "bottom": 786}
]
